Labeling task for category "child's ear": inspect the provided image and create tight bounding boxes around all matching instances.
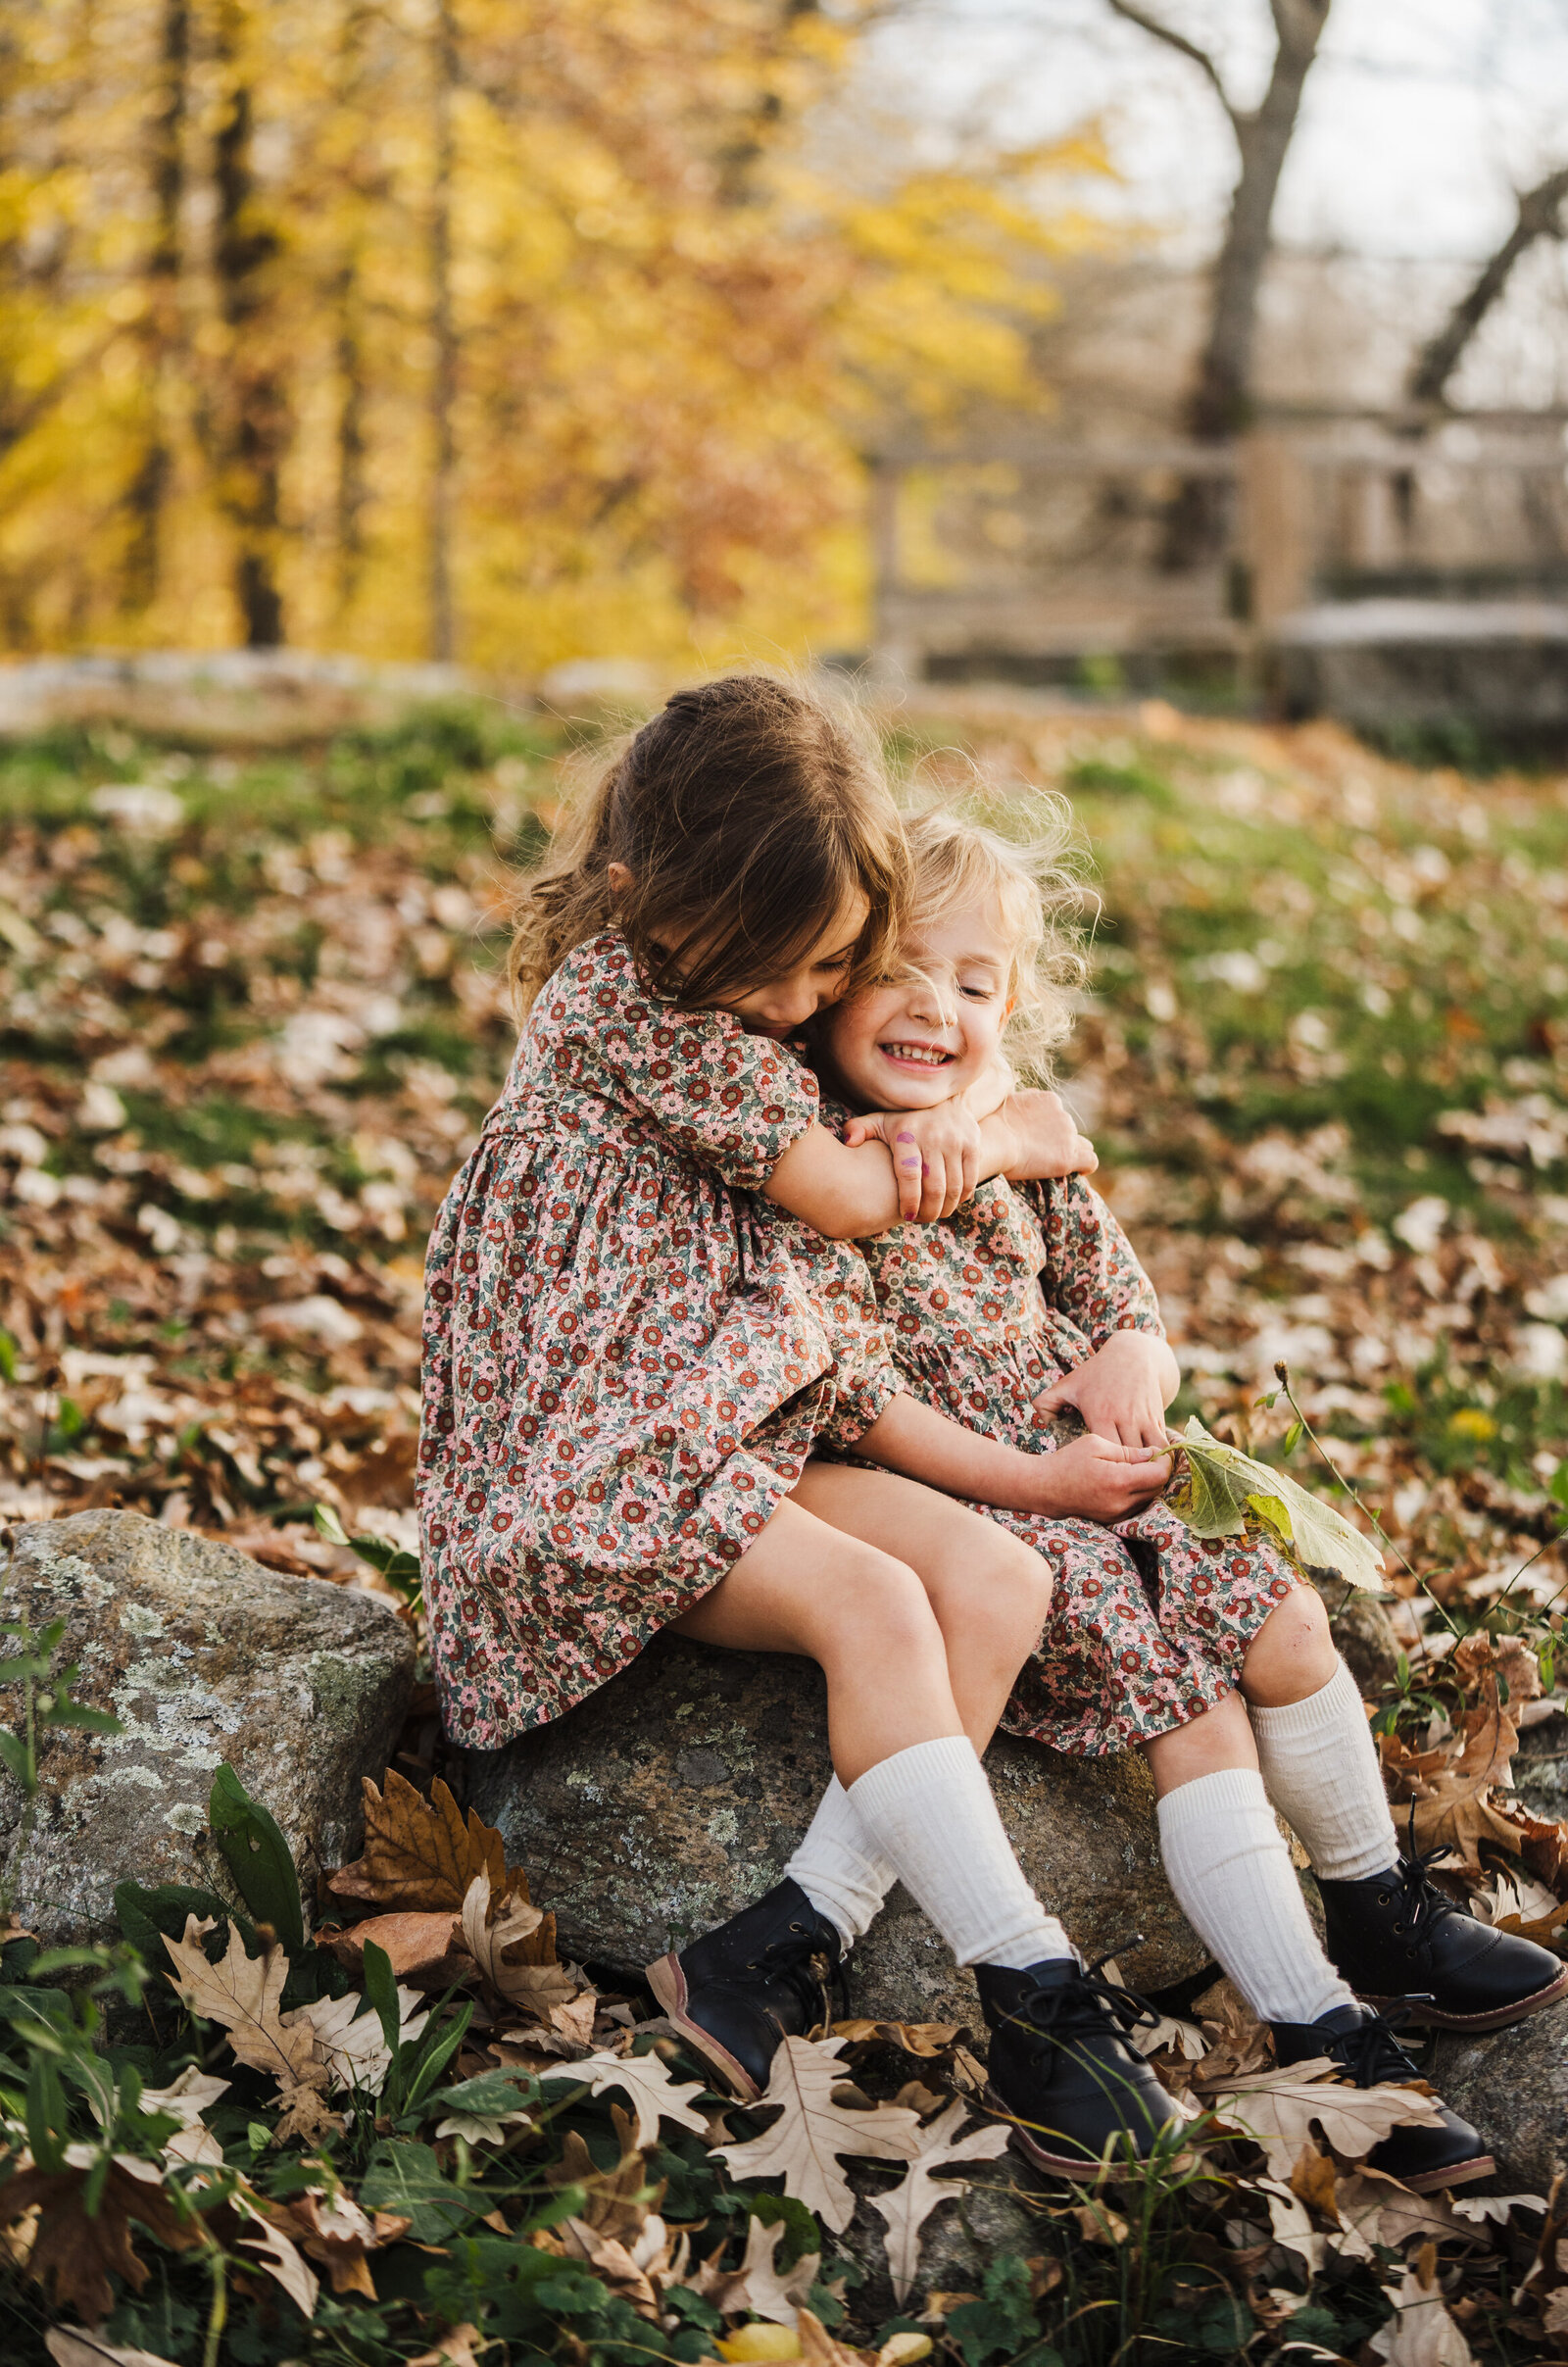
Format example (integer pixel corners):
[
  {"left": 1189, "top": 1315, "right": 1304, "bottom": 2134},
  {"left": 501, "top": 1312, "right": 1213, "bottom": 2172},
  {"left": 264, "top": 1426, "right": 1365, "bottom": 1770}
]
[{"left": 607, "top": 862, "right": 634, "bottom": 898}]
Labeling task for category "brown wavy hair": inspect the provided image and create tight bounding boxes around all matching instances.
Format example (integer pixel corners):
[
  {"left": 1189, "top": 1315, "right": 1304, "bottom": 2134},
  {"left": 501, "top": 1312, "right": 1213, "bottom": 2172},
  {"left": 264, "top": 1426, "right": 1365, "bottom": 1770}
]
[{"left": 508, "top": 674, "right": 909, "bottom": 1014}]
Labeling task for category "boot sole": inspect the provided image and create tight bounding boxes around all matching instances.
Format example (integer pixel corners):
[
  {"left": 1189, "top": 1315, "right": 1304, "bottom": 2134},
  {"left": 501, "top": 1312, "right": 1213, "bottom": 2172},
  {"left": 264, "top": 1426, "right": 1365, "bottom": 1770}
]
[
  {"left": 983, "top": 2084, "right": 1158, "bottom": 2179},
  {"left": 1397, "top": 2150, "right": 1494, "bottom": 2194},
  {"left": 645, "top": 1950, "right": 763, "bottom": 2103},
  {"left": 1357, "top": 1964, "right": 1568, "bottom": 2033}
]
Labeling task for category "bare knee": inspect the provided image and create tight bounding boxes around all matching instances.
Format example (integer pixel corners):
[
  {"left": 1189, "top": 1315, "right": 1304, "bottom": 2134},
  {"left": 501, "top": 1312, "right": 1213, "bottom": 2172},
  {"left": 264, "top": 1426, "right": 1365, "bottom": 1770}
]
[
  {"left": 820, "top": 1544, "right": 945, "bottom": 1667},
  {"left": 1241, "top": 1584, "right": 1337, "bottom": 1707},
  {"left": 927, "top": 1526, "right": 1054, "bottom": 1643}
]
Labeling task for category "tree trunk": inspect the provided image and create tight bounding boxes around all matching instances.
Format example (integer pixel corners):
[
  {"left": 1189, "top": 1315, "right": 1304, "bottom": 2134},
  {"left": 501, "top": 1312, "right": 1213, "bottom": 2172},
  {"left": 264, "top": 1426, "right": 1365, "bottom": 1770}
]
[
  {"left": 427, "top": 0, "right": 459, "bottom": 664},
  {"left": 333, "top": 2, "right": 372, "bottom": 623},
  {"left": 210, "top": 0, "right": 288, "bottom": 648},
  {"left": 123, "top": 0, "right": 187, "bottom": 616},
  {"left": 1405, "top": 166, "right": 1568, "bottom": 411},
  {"left": 1110, "top": 0, "right": 1332, "bottom": 569}
]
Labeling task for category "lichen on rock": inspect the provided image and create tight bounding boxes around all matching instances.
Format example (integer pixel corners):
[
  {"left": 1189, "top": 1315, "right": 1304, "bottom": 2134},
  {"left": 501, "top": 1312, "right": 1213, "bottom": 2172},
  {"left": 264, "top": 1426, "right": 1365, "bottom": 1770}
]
[{"left": 0, "top": 1509, "right": 415, "bottom": 1948}]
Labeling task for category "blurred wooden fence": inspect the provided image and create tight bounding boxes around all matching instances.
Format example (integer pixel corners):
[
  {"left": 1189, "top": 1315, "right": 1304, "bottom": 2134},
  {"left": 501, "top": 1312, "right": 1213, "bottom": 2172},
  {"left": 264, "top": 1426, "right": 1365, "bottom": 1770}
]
[{"left": 868, "top": 411, "right": 1568, "bottom": 699}]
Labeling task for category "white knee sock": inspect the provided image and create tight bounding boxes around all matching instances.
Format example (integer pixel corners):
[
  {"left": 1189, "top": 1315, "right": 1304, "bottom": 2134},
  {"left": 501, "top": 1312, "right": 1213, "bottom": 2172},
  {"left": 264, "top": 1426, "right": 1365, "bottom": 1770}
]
[
  {"left": 1249, "top": 1659, "right": 1398, "bottom": 1883},
  {"left": 1157, "top": 1768, "right": 1354, "bottom": 2026},
  {"left": 784, "top": 1780, "right": 897, "bottom": 1949},
  {"left": 847, "top": 1735, "right": 1073, "bottom": 1971}
]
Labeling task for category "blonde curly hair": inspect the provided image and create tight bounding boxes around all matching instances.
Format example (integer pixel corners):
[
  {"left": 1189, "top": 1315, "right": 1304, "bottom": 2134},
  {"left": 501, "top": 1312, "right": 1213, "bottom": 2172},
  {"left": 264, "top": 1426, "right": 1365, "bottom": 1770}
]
[{"left": 896, "top": 798, "right": 1090, "bottom": 1080}]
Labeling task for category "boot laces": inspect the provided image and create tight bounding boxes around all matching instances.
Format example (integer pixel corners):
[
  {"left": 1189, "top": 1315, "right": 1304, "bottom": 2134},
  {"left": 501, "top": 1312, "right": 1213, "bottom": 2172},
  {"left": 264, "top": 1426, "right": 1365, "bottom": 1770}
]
[
  {"left": 1011, "top": 1946, "right": 1158, "bottom": 2052},
  {"left": 747, "top": 1918, "right": 848, "bottom": 2026},
  {"left": 1388, "top": 1808, "right": 1469, "bottom": 1946},
  {"left": 1324, "top": 2000, "right": 1425, "bottom": 2089}
]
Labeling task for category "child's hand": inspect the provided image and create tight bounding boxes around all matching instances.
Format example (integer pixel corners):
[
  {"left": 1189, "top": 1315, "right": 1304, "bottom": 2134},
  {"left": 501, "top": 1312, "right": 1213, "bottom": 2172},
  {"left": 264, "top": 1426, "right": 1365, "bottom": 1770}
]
[
  {"left": 842, "top": 1103, "right": 984, "bottom": 1220},
  {"left": 1028, "top": 1430, "right": 1173, "bottom": 1520},
  {"left": 1035, "top": 1331, "right": 1176, "bottom": 1454},
  {"left": 1001, "top": 1089, "right": 1098, "bottom": 1181}
]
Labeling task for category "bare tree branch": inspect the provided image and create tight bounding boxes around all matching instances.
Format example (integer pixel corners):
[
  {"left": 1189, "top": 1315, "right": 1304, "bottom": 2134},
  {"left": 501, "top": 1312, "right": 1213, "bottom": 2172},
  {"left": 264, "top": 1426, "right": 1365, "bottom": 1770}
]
[
  {"left": 1406, "top": 163, "right": 1568, "bottom": 409},
  {"left": 1108, "top": 0, "right": 1333, "bottom": 564},
  {"left": 1105, "top": 0, "right": 1239, "bottom": 126}
]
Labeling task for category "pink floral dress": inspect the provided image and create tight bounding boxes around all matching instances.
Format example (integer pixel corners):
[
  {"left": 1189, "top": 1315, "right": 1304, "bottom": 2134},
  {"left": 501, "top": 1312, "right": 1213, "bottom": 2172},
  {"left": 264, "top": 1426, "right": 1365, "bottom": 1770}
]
[
  {"left": 418, "top": 932, "right": 902, "bottom": 1749},
  {"left": 852, "top": 1169, "right": 1299, "bottom": 1755}
]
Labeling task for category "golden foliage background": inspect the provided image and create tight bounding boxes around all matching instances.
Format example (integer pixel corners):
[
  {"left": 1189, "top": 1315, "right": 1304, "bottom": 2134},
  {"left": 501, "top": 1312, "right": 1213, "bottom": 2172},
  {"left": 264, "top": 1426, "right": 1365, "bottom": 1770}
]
[{"left": 0, "top": 0, "right": 1108, "bottom": 670}]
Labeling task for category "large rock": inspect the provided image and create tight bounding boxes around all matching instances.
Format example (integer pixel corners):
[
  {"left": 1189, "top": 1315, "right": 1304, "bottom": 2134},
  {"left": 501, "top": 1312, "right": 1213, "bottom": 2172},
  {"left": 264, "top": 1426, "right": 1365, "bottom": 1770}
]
[
  {"left": 1429, "top": 2004, "right": 1568, "bottom": 2194},
  {"left": 464, "top": 1634, "right": 1209, "bottom": 2021},
  {"left": 0, "top": 1510, "right": 415, "bottom": 1948}
]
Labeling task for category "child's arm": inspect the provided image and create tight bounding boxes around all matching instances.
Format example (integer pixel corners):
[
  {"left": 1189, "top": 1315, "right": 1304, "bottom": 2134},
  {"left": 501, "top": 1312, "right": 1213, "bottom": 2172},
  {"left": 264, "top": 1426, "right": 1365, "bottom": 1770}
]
[
  {"left": 857, "top": 1392, "right": 1172, "bottom": 1520},
  {"left": 763, "top": 1105, "right": 1030, "bottom": 1237},
  {"left": 1024, "top": 1175, "right": 1178, "bottom": 1452}
]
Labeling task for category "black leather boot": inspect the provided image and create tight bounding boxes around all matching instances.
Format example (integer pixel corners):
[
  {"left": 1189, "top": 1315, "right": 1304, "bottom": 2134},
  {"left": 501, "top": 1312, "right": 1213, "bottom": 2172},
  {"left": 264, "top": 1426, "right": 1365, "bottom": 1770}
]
[
  {"left": 1320, "top": 1854, "right": 1568, "bottom": 2031},
  {"left": 645, "top": 1879, "right": 844, "bottom": 2100},
  {"left": 1271, "top": 2002, "right": 1493, "bottom": 2193},
  {"left": 977, "top": 1956, "right": 1185, "bottom": 2175}
]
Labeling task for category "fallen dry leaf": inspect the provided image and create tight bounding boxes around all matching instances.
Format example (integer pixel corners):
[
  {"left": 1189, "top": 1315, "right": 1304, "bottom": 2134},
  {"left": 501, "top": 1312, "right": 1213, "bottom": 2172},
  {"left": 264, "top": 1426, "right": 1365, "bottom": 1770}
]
[
  {"left": 833, "top": 2020, "right": 963, "bottom": 2057},
  {"left": 45, "top": 2332, "right": 180, "bottom": 2367},
  {"left": 162, "top": 1918, "right": 321, "bottom": 2095},
  {"left": 868, "top": 2099, "right": 1011, "bottom": 2304},
  {"left": 137, "top": 2067, "right": 230, "bottom": 2168},
  {"left": 1208, "top": 2058, "right": 1449, "bottom": 2181},
  {"left": 714, "top": 2036, "right": 923, "bottom": 2234},
  {"left": 0, "top": 2162, "right": 199, "bottom": 2326},
  {"left": 321, "top": 1909, "right": 462, "bottom": 1981},
  {"left": 406, "top": 2328, "right": 491, "bottom": 2367},
  {"left": 232, "top": 2190, "right": 319, "bottom": 2320},
  {"left": 328, "top": 1771, "right": 511, "bottom": 1910},
  {"left": 295, "top": 1980, "right": 428, "bottom": 2096},
  {"left": 266, "top": 2191, "right": 412, "bottom": 2299},
  {"left": 459, "top": 1866, "right": 576, "bottom": 2020},
  {"left": 552, "top": 2047, "right": 710, "bottom": 2148},
  {"left": 721, "top": 2214, "right": 822, "bottom": 2326},
  {"left": 1369, "top": 2254, "right": 1474, "bottom": 2365}
]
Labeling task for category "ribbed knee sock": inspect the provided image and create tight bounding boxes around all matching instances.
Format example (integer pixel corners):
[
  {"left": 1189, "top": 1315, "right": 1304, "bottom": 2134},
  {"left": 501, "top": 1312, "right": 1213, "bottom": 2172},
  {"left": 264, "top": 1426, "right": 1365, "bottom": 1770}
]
[
  {"left": 1249, "top": 1659, "right": 1398, "bottom": 1882},
  {"left": 1156, "top": 1767, "right": 1354, "bottom": 2025},
  {"left": 783, "top": 1779, "right": 897, "bottom": 1949},
  {"left": 847, "top": 1735, "right": 1073, "bottom": 1971}
]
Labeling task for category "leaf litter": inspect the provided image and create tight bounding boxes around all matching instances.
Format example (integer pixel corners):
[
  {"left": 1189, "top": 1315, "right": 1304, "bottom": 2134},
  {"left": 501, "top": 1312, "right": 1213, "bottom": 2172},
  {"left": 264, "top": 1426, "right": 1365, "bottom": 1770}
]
[{"left": 4, "top": 706, "right": 1568, "bottom": 2358}]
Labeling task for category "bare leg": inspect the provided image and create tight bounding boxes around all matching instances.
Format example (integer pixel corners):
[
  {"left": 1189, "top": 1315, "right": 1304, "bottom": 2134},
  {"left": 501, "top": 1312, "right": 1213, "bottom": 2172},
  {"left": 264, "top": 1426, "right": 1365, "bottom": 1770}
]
[
  {"left": 675, "top": 1463, "right": 1053, "bottom": 1782},
  {"left": 673, "top": 1492, "right": 966, "bottom": 1786},
  {"left": 789, "top": 1462, "right": 1055, "bottom": 1752},
  {"left": 1143, "top": 1688, "right": 1257, "bottom": 1798}
]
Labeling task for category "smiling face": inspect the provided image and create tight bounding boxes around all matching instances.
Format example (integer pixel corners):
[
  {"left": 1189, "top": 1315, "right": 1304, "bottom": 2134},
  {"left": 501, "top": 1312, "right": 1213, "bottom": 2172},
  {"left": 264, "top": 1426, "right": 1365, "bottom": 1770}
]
[{"left": 819, "top": 892, "right": 1014, "bottom": 1110}]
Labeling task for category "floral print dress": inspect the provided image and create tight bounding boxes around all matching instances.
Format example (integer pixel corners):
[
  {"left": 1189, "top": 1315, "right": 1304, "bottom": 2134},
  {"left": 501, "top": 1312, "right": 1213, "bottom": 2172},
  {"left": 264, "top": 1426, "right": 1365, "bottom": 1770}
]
[
  {"left": 853, "top": 1168, "right": 1298, "bottom": 1755},
  {"left": 417, "top": 931, "right": 902, "bottom": 1750}
]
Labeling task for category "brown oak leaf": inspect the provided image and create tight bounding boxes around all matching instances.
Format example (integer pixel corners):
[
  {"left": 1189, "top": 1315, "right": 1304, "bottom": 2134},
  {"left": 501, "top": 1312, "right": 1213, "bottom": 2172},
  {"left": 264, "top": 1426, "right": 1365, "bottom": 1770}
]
[
  {"left": 321, "top": 1910, "right": 463, "bottom": 1982},
  {"left": 326, "top": 1771, "right": 511, "bottom": 1911},
  {"left": 0, "top": 2163, "right": 198, "bottom": 2326}
]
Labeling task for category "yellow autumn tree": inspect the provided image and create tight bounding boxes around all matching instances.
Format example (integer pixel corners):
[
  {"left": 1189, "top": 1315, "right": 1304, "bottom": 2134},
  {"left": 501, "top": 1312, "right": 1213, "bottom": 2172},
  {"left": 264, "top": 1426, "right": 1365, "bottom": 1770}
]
[{"left": 0, "top": 0, "right": 1111, "bottom": 669}]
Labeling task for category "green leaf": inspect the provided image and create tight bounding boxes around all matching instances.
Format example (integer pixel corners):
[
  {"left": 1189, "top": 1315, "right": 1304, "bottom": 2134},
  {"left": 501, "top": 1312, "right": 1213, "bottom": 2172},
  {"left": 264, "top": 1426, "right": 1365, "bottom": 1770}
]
[
  {"left": 945, "top": 2256, "right": 1047, "bottom": 2367},
  {"left": 359, "top": 2138, "right": 492, "bottom": 2242},
  {"left": 745, "top": 2189, "right": 821, "bottom": 2270},
  {"left": 39, "top": 1700, "right": 123, "bottom": 1735},
  {"left": 1166, "top": 1420, "right": 1386, "bottom": 1595},
  {"left": 114, "top": 1879, "right": 257, "bottom": 1966},
  {"left": 207, "top": 1764, "right": 305, "bottom": 1951},
  {"left": 0, "top": 1330, "right": 17, "bottom": 1384},
  {"left": 313, "top": 1503, "right": 351, "bottom": 1547},
  {"left": 0, "top": 1730, "right": 32, "bottom": 1789},
  {"left": 403, "top": 1998, "right": 473, "bottom": 2109},
  {"left": 24, "top": 2050, "right": 69, "bottom": 2174},
  {"left": 360, "top": 1939, "right": 403, "bottom": 2063},
  {"left": 1283, "top": 1419, "right": 1304, "bottom": 1455},
  {"left": 429, "top": 2067, "right": 539, "bottom": 2118}
]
